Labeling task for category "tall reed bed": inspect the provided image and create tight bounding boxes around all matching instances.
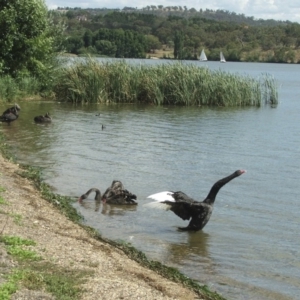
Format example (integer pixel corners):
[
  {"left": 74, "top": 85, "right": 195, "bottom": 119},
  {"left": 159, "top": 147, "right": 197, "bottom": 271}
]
[
  {"left": 0, "top": 75, "right": 41, "bottom": 102},
  {"left": 54, "top": 59, "right": 278, "bottom": 106}
]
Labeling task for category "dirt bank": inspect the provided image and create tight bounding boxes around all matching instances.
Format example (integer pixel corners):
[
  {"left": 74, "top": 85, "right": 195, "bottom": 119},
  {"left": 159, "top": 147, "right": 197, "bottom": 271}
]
[{"left": 0, "top": 153, "right": 208, "bottom": 299}]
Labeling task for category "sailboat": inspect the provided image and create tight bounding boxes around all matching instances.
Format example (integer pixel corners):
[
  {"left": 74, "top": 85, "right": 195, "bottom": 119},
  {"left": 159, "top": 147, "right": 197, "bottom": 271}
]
[
  {"left": 199, "top": 49, "right": 207, "bottom": 62},
  {"left": 220, "top": 51, "right": 226, "bottom": 63}
]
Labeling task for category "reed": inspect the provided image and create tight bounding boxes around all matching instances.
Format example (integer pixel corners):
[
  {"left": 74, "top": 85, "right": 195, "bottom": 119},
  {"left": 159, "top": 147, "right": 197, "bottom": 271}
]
[
  {"left": 0, "top": 75, "right": 41, "bottom": 102},
  {"left": 259, "top": 73, "right": 279, "bottom": 105},
  {"left": 54, "top": 59, "right": 278, "bottom": 106}
]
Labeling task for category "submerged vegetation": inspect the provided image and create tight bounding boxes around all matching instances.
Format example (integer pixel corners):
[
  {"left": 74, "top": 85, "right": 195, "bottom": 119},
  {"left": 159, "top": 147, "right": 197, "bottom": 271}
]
[{"left": 54, "top": 59, "right": 278, "bottom": 106}]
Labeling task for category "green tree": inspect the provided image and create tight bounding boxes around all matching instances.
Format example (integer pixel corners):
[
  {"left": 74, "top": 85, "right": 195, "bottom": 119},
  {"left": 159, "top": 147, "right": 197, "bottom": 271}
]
[
  {"left": 65, "top": 36, "right": 84, "bottom": 54},
  {"left": 95, "top": 40, "right": 117, "bottom": 56},
  {"left": 0, "top": 0, "right": 61, "bottom": 78},
  {"left": 83, "top": 29, "right": 93, "bottom": 47},
  {"left": 174, "top": 31, "right": 184, "bottom": 59},
  {"left": 146, "top": 35, "right": 162, "bottom": 52}
]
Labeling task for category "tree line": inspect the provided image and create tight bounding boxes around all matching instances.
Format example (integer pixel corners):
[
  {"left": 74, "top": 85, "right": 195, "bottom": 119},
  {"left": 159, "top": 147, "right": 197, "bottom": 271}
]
[{"left": 53, "top": 8, "right": 300, "bottom": 63}]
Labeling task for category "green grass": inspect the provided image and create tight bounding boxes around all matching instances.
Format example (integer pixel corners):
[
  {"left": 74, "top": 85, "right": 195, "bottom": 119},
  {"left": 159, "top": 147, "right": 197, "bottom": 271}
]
[
  {"left": 19, "top": 264, "right": 91, "bottom": 300},
  {"left": 0, "top": 258, "right": 91, "bottom": 300},
  {"left": 54, "top": 59, "right": 278, "bottom": 106},
  {"left": 0, "top": 195, "right": 8, "bottom": 205},
  {"left": 0, "top": 270, "right": 24, "bottom": 300},
  {"left": 0, "top": 235, "right": 41, "bottom": 261},
  {"left": 9, "top": 213, "right": 23, "bottom": 225},
  {"left": 0, "top": 235, "right": 91, "bottom": 299}
]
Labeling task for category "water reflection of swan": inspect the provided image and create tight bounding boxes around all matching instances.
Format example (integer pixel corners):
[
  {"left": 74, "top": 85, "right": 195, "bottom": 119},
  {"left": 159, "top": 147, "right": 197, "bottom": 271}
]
[
  {"left": 168, "top": 231, "right": 211, "bottom": 262},
  {"left": 159, "top": 231, "right": 218, "bottom": 278},
  {"left": 79, "top": 198, "right": 137, "bottom": 215},
  {"left": 78, "top": 180, "right": 137, "bottom": 205},
  {"left": 100, "top": 203, "right": 137, "bottom": 215}
]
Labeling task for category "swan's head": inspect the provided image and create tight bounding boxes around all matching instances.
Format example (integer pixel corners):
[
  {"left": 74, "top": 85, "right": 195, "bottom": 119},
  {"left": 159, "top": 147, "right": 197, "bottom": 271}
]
[
  {"left": 78, "top": 194, "right": 87, "bottom": 203},
  {"left": 237, "top": 170, "right": 246, "bottom": 176}
]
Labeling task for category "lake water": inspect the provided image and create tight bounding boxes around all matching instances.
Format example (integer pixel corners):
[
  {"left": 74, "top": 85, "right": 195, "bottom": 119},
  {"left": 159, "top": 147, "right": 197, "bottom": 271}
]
[{"left": 1, "top": 60, "right": 299, "bottom": 300}]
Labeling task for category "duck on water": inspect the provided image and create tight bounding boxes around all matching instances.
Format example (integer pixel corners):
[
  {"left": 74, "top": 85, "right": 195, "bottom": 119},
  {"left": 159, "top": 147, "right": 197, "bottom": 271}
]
[
  {"left": 78, "top": 180, "right": 137, "bottom": 205},
  {"left": 147, "top": 170, "right": 246, "bottom": 231}
]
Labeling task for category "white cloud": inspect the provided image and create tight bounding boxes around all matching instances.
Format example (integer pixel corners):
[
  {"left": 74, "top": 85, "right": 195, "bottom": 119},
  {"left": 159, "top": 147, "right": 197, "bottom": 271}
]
[{"left": 45, "top": 0, "right": 300, "bottom": 22}]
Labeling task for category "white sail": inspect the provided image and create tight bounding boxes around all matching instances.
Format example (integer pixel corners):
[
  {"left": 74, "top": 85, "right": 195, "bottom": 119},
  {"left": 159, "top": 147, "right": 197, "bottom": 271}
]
[
  {"left": 220, "top": 51, "right": 226, "bottom": 63},
  {"left": 199, "top": 49, "right": 207, "bottom": 61}
]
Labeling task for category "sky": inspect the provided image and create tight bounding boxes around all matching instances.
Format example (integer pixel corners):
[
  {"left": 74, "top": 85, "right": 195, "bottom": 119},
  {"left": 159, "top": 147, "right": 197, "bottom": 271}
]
[{"left": 45, "top": 0, "right": 300, "bottom": 23}]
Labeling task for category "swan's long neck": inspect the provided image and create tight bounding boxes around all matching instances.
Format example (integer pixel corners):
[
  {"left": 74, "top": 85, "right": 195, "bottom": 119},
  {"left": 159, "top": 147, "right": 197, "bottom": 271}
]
[
  {"left": 203, "top": 170, "right": 245, "bottom": 205},
  {"left": 84, "top": 188, "right": 101, "bottom": 201}
]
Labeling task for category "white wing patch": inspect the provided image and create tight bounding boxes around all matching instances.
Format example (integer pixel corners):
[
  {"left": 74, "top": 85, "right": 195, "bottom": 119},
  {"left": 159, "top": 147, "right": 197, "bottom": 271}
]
[
  {"left": 147, "top": 191, "right": 175, "bottom": 202},
  {"left": 143, "top": 201, "right": 171, "bottom": 210}
]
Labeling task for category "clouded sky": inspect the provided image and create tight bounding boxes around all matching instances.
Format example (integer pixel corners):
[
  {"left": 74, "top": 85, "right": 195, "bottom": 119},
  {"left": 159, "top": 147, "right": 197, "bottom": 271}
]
[{"left": 45, "top": 0, "right": 300, "bottom": 23}]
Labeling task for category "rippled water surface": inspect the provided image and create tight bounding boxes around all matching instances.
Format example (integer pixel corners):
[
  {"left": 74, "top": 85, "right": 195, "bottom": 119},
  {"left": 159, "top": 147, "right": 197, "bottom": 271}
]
[{"left": 1, "top": 61, "right": 299, "bottom": 300}]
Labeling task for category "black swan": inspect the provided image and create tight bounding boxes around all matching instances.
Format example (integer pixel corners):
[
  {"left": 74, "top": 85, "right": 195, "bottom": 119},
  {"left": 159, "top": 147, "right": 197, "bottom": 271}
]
[
  {"left": 78, "top": 180, "right": 137, "bottom": 205},
  {"left": 34, "top": 112, "right": 52, "bottom": 123},
  {"left": 147, "top": 170, "right": 246, "bottom": 231},
  {"left": 0, "top": 104, "right": 20, "bottom": 125}
]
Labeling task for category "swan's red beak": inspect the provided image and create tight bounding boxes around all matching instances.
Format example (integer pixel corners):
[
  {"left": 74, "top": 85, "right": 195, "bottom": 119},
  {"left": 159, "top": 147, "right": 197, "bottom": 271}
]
[
  {"left": 78, "top": 197, "right": 83, "bottom": 203},
  {"left": 102, "top": 198, "right": 107, "bottom": 204}
]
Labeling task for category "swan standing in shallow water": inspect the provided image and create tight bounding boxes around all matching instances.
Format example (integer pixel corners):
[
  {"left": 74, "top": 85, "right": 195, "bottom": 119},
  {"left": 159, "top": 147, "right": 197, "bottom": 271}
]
[
  {"left": 147, "top": 170, "right": 246, "bottom": 231},
  {"left": 78, "top": 180, "right": 137, "bottom": 205}
]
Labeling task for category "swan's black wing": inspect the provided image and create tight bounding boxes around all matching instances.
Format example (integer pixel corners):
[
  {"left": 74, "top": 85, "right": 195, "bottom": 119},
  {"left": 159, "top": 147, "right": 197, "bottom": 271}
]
[
  {"left": 164, "top": 200, "right": 213, "bottom": 231},
  {"left": 160, "top": 191, "right": 198, "bottom": 221},
  {"left": 172, "top": 191, "right": 196, "bottom": 203},
  {"left": 180, "top": 202, "right": 213, "bottom": 231},
  {"left": 0, "top": 112, "right": 18, "bottom": 123}
]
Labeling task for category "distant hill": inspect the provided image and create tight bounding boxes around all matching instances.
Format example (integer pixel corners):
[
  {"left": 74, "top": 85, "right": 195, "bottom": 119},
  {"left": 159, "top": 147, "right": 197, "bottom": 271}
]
[{"left": 55, "top": 5, "right": 296, "bottom": 26}]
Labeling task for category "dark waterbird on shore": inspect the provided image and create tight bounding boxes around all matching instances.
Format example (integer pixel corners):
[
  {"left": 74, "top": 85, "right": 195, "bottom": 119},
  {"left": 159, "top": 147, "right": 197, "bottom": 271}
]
[
  {"left": 0, "top": 104, "right": 21, "bottom": 125},
  {"left": 78, "top": 180, "right": 137, "bottom": 205},
  {"left": 34, "top": 112, "right": 52, "bottom": 123},
  {"left": 147, "top": 170, "right": 246, "bottom": 231}
]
